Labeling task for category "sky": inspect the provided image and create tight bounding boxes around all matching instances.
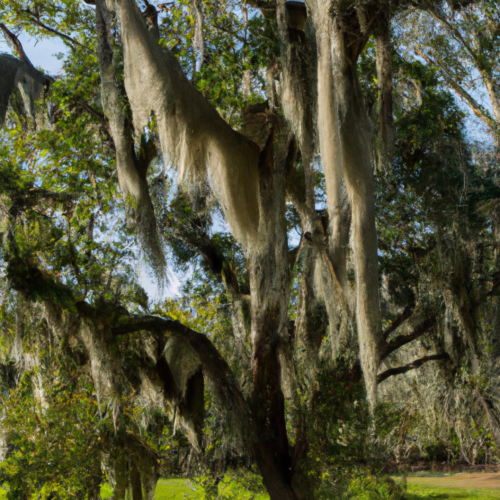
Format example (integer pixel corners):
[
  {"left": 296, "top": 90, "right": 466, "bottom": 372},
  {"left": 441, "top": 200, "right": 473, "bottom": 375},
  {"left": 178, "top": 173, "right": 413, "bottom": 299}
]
[
  {"left": 1, "top": 33, "right": 184, "bottom": 302},
  {"left": 0, "top": 32, "right": 66, "bottom": 75}
]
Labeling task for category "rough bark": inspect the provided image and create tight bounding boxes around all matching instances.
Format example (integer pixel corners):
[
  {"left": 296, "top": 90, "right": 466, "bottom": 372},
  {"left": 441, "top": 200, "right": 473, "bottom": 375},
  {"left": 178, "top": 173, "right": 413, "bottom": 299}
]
[{"left": 248, "top": 121, "right": 297, "bottom": 500}]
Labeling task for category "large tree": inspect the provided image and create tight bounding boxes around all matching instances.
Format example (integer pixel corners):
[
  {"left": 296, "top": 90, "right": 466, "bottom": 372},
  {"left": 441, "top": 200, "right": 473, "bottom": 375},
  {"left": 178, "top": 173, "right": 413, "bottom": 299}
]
[{"left": 1, "top": 0, "right": 499, "bottom": 499}]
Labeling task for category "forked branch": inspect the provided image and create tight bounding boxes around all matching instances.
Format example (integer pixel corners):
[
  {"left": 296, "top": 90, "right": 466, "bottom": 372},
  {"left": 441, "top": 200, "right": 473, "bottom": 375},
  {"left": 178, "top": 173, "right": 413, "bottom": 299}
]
[{"left": 382, "top": 316, "right": 437, "bottom": 360}]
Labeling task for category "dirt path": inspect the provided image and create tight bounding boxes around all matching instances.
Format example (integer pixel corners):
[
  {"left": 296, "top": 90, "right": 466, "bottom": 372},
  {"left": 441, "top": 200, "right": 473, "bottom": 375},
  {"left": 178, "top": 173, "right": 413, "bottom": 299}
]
[{"left": 408, "top": 473, "right": 500, "bottom": 490}]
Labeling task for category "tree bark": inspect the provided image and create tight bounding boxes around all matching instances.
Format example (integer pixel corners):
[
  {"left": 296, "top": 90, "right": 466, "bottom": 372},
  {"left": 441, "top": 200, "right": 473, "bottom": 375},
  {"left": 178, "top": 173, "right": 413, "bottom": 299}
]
[
  {"left": 330, "top": 19, "right": 382, "bottom": 405},
  {"left": 248, "top": 123, "right": 298, "bottom": 500},
  {"left": 314, "top": 16, "right": 350, "bottom": 293}
]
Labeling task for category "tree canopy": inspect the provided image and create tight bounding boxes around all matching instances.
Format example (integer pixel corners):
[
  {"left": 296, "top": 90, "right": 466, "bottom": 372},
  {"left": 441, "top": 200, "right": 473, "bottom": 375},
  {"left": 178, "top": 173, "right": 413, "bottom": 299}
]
[{"left": 1, "top": 0, "right": 500, "bottom": 499}]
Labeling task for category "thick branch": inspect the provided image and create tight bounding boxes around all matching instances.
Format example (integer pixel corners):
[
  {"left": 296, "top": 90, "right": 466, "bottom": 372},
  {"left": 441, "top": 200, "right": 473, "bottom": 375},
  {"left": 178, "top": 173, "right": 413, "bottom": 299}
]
[
  {"left": 382, "top": 316, "right": 437, "bottom": 359},
  {"left": 113, "top": 315, "right": 253, "bottom": 443},
  {"left": 0, "top": 23, "right": 33, "bottom": 67},
  {"left": 377, "top": 353, "right": 450, "bottom": 384},
  {"left": 95, "top": 0, "right": 164, "bottom": 272},
  {"left": 113, "top": 0, "right": 260, "bottom": 250},
  {"left": 383, "top": 306, "right": 413, "bottom": 340}
]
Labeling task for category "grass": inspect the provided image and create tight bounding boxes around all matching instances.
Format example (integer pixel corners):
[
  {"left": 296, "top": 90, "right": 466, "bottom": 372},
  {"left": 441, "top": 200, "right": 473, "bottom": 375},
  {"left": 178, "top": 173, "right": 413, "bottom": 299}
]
[
  {"left": 2, "top": 474, "right": 498, "bottom": 499},
  {"left": 101, "top": 480, "right": 500, "bottom": 500},
  {"left": 407, "top": 484, "right": 500, "bottom": 500},
  {"left": 101, "top": 479, "right": 203, "bottom": 499},
  {"left": 101, "top": 477, "right": 268, "bottom": 499}
]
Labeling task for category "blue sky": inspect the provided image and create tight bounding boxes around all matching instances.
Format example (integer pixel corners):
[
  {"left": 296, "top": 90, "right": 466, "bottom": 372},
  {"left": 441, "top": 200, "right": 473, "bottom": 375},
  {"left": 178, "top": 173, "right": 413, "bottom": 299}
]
[
  {"left": 0, "top": 32, "right": 66, "bottom": 74},
  {"left": 1, "top": 33, "right": 184, "bottom": 301}
]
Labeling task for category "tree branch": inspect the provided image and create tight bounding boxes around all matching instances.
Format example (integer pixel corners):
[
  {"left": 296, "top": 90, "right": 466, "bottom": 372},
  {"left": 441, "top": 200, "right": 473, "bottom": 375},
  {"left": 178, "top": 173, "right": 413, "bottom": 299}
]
[
  {"left": 113, "top": 315, "right": 253, "bottom": 443},
  {"left": 73, "top": 99, "right": 108, "bottom": 125},
  {"left": 415, "top": 48, "right": 496, "bottom": 130},
  {"left": 383, "top": 305, "right": 413, "bottom": 340},
  {"left": 423, "top": 6, "right": 478, "bottom": 67},
  {"left": 0, "top": 23, "right": 34, "bottom": 67},
  {"left": 21, "top": 10, "right": 95, "bottom": 54},
  {"left": 377, "top": 353, "right": 450, "bottom": 384},
  {"left": 381, "top": 316, "right": 437, "bottom": 359}
]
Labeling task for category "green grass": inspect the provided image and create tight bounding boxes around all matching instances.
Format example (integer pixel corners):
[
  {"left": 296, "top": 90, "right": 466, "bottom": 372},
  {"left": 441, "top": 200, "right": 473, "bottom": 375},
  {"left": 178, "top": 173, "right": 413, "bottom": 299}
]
[
  {"left": 407, "top": 484, "right": 500, "bottom": 500},
  {"left": 101, "top": 477, "right": 269, "bottom": 499},
  {"left": 2, "top": 476, "right": 498, "bottom": 499},
  {"left": 101, "top": 479, "right": 202, "bottom": 499}
]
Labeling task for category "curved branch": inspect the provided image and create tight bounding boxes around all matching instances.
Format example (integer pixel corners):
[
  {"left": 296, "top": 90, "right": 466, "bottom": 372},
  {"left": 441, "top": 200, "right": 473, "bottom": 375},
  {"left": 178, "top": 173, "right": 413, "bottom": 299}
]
[
  {"left": 113, "top": 315, "right": 253, "bottom": 442},
  {"left": 377, "top": 353, "right": 450, "bottom": 384},
  {"left": 112, "top": 0, "right": 261, "bottom": 250},
  {"left": 381, "top": 316, "right": 437, "bottom": 360},
  {"left": 415, "top": 49, "right": 496, "bottom": 130}
]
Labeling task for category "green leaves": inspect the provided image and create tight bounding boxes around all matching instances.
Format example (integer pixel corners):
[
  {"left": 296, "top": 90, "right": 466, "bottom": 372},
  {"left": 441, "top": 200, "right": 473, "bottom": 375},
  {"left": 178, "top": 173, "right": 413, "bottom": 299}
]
[{"left": 0, "top": 369, "right": 106, "bottom": 499}]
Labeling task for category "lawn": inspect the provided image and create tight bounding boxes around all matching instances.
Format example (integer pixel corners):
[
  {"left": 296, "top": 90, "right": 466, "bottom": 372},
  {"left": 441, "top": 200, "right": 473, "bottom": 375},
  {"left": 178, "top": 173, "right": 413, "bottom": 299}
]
[
  {"left": 101, "top": 477, "right": 269, "bottom": 499},
  {"left": 407, "top": 484, "right": 500, "bottom": 500},
  {"left": 404, "top": 472, "right": 500, "bottom": 500},
  {"left": 101, "top": 479, "right": 203, "bottom": 499},
  {"left": 1, "top": 473, "right": 499, "bottom": 498},
  {"left": 99, "top": 476, "right": 500, "bottom": 500}
]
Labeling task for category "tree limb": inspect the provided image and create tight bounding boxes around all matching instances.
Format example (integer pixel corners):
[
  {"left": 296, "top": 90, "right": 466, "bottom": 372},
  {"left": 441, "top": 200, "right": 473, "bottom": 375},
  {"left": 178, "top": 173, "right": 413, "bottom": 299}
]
[
  {"left": 21, "top": 10, "right": 95, "bottom": 54},
  {"left": 0, "top": 23, "right": 34, "bottom": 67},
  {"left": 73, "top": 99, "right": 108, "bottom": 125},
  {"left": 377, "top": 353, "right": 450, "bottom": 384},
  {"left": 113, "top": 315, "right": 253, "bottom": 443},
  {"left": 383, "top": 305, "right": 413, "bottom": 340},
  {"left": 415, "top": 48, "right": 496, "bottom": 130},
  {"left": 381, "top": 316, "right": 437, "bottom": 359}
]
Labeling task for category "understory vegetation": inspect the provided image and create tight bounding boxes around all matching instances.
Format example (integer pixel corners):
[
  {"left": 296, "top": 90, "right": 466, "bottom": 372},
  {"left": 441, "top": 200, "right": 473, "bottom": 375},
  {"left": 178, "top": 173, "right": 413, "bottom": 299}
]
[{"left": 1, "top": 0, "right": 500, "bottom": 499}]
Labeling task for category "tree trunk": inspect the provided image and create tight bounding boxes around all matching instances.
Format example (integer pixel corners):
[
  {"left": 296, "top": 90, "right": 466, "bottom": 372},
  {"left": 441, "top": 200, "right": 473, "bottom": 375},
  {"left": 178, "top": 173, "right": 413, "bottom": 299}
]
[
  {"left": 315, "top": 17, "right": 350, "bottom": 293},
  {"left": 330, "top": 20, "right": 382, "bottom": 405},
  {"left": 248, "top": 123, "right": 298, "bottom": 500},
  {"left": 295, "top": 246, "right": 327, "bottom": 381}
]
